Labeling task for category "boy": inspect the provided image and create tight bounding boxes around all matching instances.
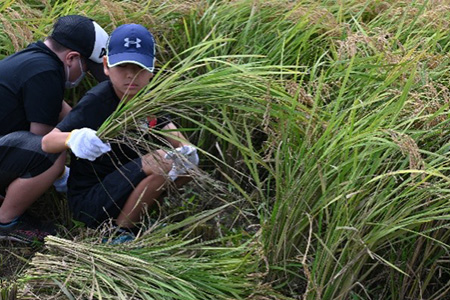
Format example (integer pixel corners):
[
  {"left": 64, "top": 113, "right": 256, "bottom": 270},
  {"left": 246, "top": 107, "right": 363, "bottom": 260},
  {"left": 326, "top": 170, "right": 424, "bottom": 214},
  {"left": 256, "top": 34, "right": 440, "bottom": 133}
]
[
  {"left": 0, "top": 15, "right": 109, "bottom": 243},
  {"left": 42, "top": 24, "right": 198, "bottom": 232}
]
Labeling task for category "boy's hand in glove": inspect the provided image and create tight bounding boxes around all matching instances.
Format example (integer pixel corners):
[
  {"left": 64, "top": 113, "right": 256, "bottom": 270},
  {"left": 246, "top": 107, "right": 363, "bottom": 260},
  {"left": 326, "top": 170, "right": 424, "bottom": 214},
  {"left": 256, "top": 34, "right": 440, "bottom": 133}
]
[
  {"left": 164, "top": 145, "right": 199, "bottom": 181},
  {"left": 65, "top": 128, "right": 111, "bottom": 161}
]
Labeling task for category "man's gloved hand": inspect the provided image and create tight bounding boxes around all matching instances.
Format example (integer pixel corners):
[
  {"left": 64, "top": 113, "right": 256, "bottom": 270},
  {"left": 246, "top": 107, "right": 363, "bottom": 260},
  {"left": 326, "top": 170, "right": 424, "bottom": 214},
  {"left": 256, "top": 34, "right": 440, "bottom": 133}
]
[
  {"left": 65, "top": 128, "right": 111, "bottom": 161},
  {"left": 164, "top": 145, "right": 199, "bottom": 181},
  {"left": 53, "top": 165, "right": 70, "bottom": 193}
]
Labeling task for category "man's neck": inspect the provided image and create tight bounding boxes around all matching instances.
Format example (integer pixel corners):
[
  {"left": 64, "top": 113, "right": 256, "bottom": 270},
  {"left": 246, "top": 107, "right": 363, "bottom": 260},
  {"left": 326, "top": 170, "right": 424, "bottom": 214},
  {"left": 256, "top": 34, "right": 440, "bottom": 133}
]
[{"left": 44, "top": 39, "right": 69, "bottom": 64}]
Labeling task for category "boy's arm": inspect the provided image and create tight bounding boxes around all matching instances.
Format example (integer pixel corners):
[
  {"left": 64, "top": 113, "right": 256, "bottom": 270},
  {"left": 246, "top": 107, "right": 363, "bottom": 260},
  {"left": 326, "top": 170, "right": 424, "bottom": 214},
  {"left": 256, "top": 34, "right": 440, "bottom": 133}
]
[
  {"left": 162, "top": 122, "right": 191, "bottom": 148},
  {"left": 162, "top": 122, "right": 199, "bottom": 181},
  {"left": 42, "top": 127, "right": 111, "bottom": 161},
  {"left": 41, "top": 128, "right": 71, "bottom": 153}
]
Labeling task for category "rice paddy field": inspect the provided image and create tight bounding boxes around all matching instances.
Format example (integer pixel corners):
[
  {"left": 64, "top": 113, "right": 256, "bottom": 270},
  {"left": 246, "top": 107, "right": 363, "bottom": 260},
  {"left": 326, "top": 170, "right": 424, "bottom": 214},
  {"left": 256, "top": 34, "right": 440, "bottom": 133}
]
[{"left": 2, "top": 0, "right": 450, "bottom": 299}]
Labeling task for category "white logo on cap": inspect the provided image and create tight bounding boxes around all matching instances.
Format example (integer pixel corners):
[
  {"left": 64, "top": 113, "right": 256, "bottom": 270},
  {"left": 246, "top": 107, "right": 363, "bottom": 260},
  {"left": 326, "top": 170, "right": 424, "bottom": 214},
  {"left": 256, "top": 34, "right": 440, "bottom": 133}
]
[{"left": 124, "top": 37, "right": 141, "bottom": 48}]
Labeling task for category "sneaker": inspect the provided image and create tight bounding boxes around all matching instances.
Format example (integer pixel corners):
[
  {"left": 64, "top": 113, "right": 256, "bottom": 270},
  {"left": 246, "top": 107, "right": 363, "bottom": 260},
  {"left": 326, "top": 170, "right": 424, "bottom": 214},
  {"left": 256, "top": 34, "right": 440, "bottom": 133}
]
[
  {"left": 0, "top": 216, "right": 56, "bottom": 244},
  {"left": 101, "top": 226, "right": 135, "bottom": 245}
]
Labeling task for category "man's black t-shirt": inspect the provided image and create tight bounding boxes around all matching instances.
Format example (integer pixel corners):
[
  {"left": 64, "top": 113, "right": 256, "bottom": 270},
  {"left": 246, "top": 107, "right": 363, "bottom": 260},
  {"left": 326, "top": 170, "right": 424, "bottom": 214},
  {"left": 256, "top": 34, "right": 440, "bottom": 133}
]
[
  {"left": 56, "top": 80, "right": 170, "bottom": 197},
  {"left": 0, "top": 41, "right": 64, "bottom": 135}
]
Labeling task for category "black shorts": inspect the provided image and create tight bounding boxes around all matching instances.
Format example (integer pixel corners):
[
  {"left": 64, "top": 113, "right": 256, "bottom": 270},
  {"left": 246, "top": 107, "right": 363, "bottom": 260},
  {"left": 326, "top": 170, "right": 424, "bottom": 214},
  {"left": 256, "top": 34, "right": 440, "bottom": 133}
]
[
  {"left": 0, "top": 131, "right": 60, "bottom": 192},
  {"left": 68, "top": 158, "right": 147, "bottom": 228}
]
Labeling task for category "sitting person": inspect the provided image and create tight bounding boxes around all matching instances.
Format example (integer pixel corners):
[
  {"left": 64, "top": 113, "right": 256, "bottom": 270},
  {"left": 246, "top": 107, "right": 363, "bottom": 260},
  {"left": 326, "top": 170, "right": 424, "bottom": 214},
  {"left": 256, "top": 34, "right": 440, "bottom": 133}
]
[
  {"left": 0, "top": 15, "right": 109, "bottom": 243},
  {"left": 42, "top": 24, "right": 198, "bottom": 233}
]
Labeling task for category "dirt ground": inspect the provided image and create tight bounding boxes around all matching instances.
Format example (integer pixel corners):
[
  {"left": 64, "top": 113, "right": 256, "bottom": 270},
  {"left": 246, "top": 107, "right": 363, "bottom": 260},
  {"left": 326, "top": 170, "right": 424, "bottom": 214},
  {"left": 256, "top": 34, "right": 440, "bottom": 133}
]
[
  {"left": 0, "top": 241, "right": 38, "bottom": 279},
  {"left": 0, "top": 191, "right": 68, "bottom": 280}
]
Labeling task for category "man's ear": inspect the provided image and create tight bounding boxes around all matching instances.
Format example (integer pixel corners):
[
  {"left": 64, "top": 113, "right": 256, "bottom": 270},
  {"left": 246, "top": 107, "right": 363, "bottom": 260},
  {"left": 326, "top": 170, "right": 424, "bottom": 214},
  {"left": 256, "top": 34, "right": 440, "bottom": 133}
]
[
  {"left": 103, "top": 56, "right": 110, "bottom": 76},
  {"left": 65, "top": 51, "right": 81, "bottom": 67}
]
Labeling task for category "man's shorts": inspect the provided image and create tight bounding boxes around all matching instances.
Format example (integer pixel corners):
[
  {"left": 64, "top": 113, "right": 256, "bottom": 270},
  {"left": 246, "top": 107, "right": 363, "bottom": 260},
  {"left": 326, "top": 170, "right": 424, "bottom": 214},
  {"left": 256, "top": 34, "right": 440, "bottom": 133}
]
[
  {"left": 68, "top": 158, "right": 147, "bottom": 228},
  {"left": 0, "top": 131, "right": 60, "bottom": 193}
]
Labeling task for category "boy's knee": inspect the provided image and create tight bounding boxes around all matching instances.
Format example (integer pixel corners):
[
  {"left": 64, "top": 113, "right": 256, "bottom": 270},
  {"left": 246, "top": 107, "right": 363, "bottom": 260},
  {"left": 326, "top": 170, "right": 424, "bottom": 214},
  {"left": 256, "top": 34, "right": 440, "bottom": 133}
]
[{"left": 141, "top": 150, "right": 172, "bottom": 176}]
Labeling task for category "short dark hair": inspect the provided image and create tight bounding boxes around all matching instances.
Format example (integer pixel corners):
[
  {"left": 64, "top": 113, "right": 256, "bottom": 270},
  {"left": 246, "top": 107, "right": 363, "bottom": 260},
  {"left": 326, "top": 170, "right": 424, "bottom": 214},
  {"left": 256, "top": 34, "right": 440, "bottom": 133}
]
[{"left": 45, "top": 36, "right": 71, "bottom": 54}]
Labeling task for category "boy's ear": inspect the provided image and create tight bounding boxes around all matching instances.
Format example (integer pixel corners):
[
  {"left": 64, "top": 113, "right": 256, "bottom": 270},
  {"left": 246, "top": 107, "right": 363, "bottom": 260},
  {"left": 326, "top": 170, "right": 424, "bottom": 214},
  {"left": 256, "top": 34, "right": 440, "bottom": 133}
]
[{"left": 103, "top": 56, "right": 110, "bottom": 76}]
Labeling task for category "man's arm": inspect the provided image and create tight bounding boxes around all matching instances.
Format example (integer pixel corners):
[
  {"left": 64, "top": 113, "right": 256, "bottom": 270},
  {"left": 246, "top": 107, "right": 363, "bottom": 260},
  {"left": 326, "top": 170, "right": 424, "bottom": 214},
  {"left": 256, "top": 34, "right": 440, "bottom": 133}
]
[
  {"left": 30, "top": 101, "right": 72, "bottom": 136},
  {"left": 30, "top": 122, "right": 55, "bottom": 136},
  {"left": 58, "top": 101, "right": 72, "bottom": 122}
]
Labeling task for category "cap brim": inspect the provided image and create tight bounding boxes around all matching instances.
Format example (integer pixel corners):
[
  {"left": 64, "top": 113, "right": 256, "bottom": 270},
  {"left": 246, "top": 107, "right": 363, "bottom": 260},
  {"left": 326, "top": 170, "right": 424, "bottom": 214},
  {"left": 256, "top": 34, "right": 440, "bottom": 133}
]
[
  {"left": 87, "top": 60, "right": 108, "bottom": 82},
  {"left": 108, "top": 52, "right": 154, "bottom": 73}
]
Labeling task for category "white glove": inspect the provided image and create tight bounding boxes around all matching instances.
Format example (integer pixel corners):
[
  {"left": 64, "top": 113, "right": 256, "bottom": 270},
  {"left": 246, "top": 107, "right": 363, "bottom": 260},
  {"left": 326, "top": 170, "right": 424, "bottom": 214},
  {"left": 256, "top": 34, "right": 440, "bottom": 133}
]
[
  {"left": 164, "top": 145, "right": 199, "bottom": 181},
  {"left": 65, "top": 128, "right": 111, "bottom": 161},
  {"left": 53, "top": 165, "right": 70, "bottom": 193}
]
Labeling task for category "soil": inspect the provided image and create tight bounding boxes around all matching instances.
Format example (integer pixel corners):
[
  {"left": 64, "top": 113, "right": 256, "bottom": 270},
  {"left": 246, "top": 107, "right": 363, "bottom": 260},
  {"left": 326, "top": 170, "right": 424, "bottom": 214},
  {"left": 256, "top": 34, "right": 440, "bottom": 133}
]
[
  {"left": 0, "top": 191, "right": 67, "bottom": 281},
  {"left": 0, "top": 241, "right": 38, "bottom": 279}
]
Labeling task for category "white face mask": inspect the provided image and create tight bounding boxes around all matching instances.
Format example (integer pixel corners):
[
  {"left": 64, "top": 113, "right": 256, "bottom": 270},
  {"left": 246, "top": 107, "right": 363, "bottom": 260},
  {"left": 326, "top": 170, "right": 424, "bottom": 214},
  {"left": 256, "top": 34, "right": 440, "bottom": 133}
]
[{"left": 65, "top": 58, "right": 86, "bottom": 89}]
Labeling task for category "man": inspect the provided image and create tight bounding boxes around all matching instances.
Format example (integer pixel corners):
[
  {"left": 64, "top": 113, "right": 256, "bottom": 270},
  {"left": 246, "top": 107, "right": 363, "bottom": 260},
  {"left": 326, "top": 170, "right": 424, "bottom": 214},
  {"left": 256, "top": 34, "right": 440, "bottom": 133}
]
[{"left": 0, "top": 15, "right": 108, "bottom": 243}]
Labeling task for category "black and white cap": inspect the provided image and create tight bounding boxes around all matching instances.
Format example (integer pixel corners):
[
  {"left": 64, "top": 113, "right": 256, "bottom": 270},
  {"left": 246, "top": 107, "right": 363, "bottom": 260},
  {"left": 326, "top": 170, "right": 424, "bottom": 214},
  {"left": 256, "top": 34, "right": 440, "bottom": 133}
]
[{"left": 51, "top": 15, "right": 109, "bottom": 80}]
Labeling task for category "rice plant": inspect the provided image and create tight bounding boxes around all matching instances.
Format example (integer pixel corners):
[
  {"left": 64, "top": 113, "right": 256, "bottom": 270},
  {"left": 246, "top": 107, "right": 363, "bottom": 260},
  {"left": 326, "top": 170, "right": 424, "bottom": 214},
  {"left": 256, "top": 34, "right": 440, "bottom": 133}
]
[
  {"left": 3, "top": 0, "right": 450, "bottom": 299},
  {"left": 0, "top": 282, "right": 17, "bottom": 300},
  {"left": 19, "top": 205, "right": 263, "bottom": 299},
  {"left": 259, "top": 2, "right": 450, "bottom": 299}
]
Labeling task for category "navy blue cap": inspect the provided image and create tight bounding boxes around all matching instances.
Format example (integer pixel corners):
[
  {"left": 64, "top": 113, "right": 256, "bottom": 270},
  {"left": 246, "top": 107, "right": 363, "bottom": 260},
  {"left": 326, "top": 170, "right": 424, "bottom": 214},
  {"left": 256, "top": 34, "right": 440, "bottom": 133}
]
[{"left": 106, "top": 24, "right": 155, "bottom": 72}]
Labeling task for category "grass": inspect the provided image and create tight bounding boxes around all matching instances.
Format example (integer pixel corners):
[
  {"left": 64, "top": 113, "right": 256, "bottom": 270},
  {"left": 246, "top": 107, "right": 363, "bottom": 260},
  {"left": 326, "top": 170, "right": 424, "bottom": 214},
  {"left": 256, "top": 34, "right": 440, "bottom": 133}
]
[{"left": 2, "top": 0, "right": 450, "bottom": 299}]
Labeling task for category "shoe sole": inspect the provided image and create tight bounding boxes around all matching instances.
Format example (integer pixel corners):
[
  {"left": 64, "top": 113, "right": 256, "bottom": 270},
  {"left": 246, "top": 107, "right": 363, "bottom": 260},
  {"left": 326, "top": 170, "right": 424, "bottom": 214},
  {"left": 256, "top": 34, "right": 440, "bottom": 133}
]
[{"left": 0, "top": 235, "right": 33, "bottom": 244}]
